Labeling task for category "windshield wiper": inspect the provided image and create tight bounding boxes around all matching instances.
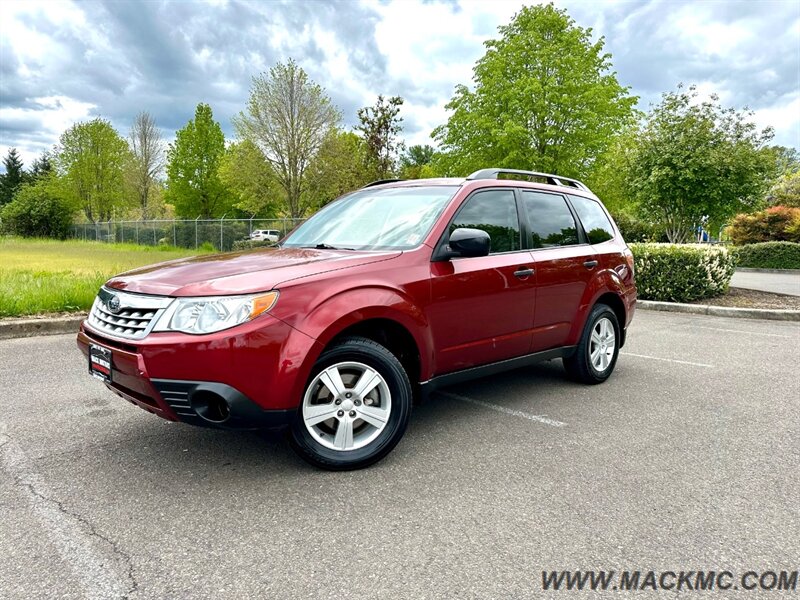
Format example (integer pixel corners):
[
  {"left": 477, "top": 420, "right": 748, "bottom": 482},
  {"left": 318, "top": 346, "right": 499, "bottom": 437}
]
[{"left": 302, "top": 243, "right": 355, "bottom": 251}]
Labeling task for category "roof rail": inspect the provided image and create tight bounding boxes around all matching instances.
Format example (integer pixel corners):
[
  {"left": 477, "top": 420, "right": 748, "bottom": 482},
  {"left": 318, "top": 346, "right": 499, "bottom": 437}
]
[
  {"left": 466, "top": 168, "right": 591, "bottom": 192},
  {"left": 362, "top": 179, "right": 403, "bottom": 188}
]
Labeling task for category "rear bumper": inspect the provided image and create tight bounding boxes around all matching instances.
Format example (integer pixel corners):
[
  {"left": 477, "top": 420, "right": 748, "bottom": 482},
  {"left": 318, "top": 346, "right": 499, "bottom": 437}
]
[{"left": 76, "top": 317, "right": 320, "bottom": 428}]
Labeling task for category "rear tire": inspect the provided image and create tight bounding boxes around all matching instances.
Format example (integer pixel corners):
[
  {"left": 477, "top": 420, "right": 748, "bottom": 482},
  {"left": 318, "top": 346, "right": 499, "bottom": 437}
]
[
  {"left": 289, "top": 336, "right": 412, "bottom": 470},
  {"left": 563, "top": 304, "right": 620, "bottom": 384}
]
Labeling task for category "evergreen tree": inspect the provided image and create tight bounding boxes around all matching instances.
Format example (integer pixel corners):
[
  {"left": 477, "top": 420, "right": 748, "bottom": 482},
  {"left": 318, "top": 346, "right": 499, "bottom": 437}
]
[{"left": 0, "top": 148, "right": 25, "bottom": 206}]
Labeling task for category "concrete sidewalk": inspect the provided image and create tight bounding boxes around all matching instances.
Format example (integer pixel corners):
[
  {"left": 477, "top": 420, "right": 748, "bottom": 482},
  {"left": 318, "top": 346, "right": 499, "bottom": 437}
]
[{"left": 731, "top": 269, "right": 800, "bottom": 296}]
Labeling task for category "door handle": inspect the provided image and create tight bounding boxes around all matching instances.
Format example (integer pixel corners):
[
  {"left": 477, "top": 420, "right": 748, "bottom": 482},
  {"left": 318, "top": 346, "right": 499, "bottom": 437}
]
[
  {"left": 513, "top": 268, "right": 535, "bottom": 278},
  {"left": 583, "top": 260, "right": 598, "bottom": 269}
]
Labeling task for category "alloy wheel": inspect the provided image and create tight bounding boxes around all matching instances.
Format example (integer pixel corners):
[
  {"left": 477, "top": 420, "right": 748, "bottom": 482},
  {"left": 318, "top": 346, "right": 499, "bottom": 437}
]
[
  {"left": 589, "top": 317, "right": 616, "bottom": 372},
  {"left": 302, "top": 361, "right": 392, "bottom": 452}
]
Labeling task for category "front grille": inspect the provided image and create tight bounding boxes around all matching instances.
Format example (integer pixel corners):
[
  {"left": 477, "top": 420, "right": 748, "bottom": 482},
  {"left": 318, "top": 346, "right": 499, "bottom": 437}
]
[{"left": 87, "top": 287, "right": 172, "bottom": 340}]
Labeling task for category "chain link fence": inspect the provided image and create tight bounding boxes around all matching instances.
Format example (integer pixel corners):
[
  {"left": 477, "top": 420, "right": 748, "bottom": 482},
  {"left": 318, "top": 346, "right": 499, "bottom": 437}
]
[{"left": 68, "top": 218, "right": 306, "bottom": 251}]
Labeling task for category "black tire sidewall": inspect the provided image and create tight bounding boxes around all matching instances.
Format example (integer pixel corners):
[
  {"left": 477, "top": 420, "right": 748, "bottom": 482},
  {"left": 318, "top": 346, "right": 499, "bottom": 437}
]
[{"left": 290, "top": 338, "right": 412, "bottom": 469}]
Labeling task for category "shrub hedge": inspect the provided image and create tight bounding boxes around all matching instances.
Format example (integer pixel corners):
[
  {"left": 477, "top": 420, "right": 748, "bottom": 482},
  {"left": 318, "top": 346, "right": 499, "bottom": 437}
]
[
  {"left": 629, "top": 243, "right": 736, "bottom": 302},
  {"left": 1, "top": 181, "right": 74, "bottom": 239},
  {"left": 732, "top": 241, "right": 800, "bottom": 270},
  {"left": 231, "top": 239, "right": 277, "bottom": 251},
  {"left": 728, "top": 206, "right": 800, "bottom": 245}
]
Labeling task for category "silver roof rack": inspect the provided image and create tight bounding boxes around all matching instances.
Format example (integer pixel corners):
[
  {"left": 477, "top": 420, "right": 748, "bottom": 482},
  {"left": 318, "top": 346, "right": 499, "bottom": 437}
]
[{"left": 466, "top": 168, "right": 591, "bottom": 192}]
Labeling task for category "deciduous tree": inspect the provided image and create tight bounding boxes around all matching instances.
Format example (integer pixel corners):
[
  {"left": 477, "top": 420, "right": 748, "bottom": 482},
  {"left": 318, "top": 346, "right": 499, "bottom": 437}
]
[
  {"left": 432, "top": 3, "right": 637, "bottom": 177},
  {"left": 57, "top": 119, "right": 130, "bottom": 222},
  {"left": 128, "top": 111, "right": 164, "bottom": 219},
  {"left": 219, "top": 140, "right": 281, "bottom": 217},
  {"left": 627, "top": 85, "right": 776, "bottom": 242},
  {"left": 356, "top": 95, "right": 404, "bottom": 179},
  {"left": 166, "top": 103, "right": 232, "bottom": 218},
  {"left": 585, "top": 128, "right": 640, "bottom": 215},
  {"left": 767, "top": 171, "right": 800, "bottom": 208},
  {"left": 233, "top": 60, "right": 341, "bottom": 218},
  {"left": 303, "top": 130, "right": 371, "bottom": 208}
]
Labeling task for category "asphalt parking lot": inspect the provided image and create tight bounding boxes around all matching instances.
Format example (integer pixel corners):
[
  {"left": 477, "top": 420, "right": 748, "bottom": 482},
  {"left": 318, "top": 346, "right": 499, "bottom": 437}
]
[{"left": 1, "top": 310, "right": 798, "bottom": 599}]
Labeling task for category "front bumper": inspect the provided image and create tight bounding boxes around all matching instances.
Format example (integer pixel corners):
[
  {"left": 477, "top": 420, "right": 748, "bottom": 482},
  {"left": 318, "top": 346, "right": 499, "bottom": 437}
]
[
  {"left": 150, "top": 379, "right": 294, "bottom": 429},
  {"left": 77, "top": 315, "right": 321, "bottom": 428}
]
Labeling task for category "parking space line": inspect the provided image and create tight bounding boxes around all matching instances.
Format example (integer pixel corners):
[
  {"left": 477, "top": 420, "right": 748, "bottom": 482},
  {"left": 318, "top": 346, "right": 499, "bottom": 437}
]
[
  {"left": 693, "top": 326, "right": 796, "bottom": 338},
  {"left": 621, "top": 352, "right": 713, "bottom": 368},
  {"left": 439, "top": 391, "right": 566, "bottom": 427},
  {"left": 0, "top": 422, "right": 131, "bottom": 599}
]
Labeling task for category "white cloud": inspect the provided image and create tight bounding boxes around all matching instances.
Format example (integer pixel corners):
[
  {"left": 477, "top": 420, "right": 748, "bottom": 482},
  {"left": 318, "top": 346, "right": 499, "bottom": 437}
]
[
  {"left": 752, "top": 93, "right": 800, "bottom": 147},
  {"left": 0, "top": 96, "right": 97, "bottom": 166},
  {"left": 0, "top": 0, "right": 798, "bottom": 172}
]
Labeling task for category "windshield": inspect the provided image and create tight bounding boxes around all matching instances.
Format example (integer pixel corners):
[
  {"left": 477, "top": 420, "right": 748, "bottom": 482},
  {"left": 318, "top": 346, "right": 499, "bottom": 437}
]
[{"left": 282, "top": 186, "right": 458, "bottom": 250}]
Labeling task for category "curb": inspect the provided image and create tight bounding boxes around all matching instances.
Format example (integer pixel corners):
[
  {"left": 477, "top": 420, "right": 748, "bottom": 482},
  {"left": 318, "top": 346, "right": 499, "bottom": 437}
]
[
  {"left": 0, "top": 314, "right": 86, "bottom": 340},
  {"left": 2, "top": 300, "right": 798, "bottom": 341},
  {"left": 736, "top": 267, "right": 800, "bottom": 274},
  {"left": 638, "top": 300, "right": 800, "bottom": 322}
]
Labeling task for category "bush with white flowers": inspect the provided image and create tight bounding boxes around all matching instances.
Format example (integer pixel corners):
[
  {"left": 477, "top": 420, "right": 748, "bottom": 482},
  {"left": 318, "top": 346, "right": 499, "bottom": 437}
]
[{"left": 629, "top": 243, "right": 735, "bottom": 302}]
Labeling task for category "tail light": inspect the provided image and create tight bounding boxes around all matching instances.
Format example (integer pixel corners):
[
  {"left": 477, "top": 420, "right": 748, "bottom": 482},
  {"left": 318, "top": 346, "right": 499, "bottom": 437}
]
[{"left": 623, "top": 247, "right": 635, "bottom": 277}]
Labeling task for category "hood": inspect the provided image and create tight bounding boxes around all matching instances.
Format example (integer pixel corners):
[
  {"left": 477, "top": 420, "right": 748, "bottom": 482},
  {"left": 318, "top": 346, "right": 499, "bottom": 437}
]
[{"left": 106, "top": 247, "right": 401, "bottom": 296}]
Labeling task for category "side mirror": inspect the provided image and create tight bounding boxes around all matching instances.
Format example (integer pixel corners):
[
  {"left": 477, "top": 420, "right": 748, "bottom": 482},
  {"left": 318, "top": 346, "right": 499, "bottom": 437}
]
[{"left": 445, "top": 228, "right": 491, "bottom": 258}]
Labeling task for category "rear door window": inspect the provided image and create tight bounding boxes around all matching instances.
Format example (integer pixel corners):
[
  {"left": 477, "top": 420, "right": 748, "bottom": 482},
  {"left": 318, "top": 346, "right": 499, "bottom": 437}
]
[
  {"left": 451, "top": 190, "right": 521, "bottom": 254},
  {"left": 520, "top": 191, "right": 579, "bottom": 248},
  {"left": 569, "top": 195, "right": 615, "bottom": 244}
]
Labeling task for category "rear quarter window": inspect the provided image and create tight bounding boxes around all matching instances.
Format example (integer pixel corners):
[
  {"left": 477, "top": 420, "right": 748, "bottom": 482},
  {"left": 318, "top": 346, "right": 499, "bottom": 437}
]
[{"left": 568, "top": 195, "right": 615, "bottom": 244}]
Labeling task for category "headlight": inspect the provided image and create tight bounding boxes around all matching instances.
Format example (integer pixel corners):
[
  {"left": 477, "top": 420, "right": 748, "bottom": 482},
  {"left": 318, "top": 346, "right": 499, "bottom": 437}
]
[{"left": 154, "top": 291, "right": 279, "bottom": 334}]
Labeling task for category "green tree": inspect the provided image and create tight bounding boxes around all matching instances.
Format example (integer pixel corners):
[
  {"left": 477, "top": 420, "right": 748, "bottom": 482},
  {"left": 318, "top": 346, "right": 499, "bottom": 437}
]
[
  {"left": 768, "top": 171, "right": 800, "bottom": 208},
  {"left": 768, "top": 145, "right": 800, "bottom": 176},
  {"left": 57, "top": 119, "right": 131, "bottom": 222},
  {"left": 432, "top": 3, "right": 637, "bottom": 177},
  {"left": 585, "top": 127, "right": 639, "bottom": 215},
  {"left": 356, "top": 95, "right": 404, "bottom": 179},
  {"left": 303, "top": 130, "right": 371, "bottom": 208},
  {"left": 219, "top": 140, "right": 281, "bottom": 217},
  {"left": 400, "top": 144, "right": 435, "bottom": 179},
  {"left": 627, "top": 85, "right": 776, "bottom": 242},
  {"left": 0, "top": 174, "right": 75, "bottom": 238},
  {"left": 0, "top": 147, "right": 25, "bottom": 206},
  {"left": 29, "top": 150, "right": 54, "bottom": 181},
  {"left": 166, "top": 103, "right": 232, "bottom": 218},
  {"left": 128, "top": 111, "right": 164, "bottom": 219},
  {"left": 234, "top": 59, "right": 341, "bottom": 218}
]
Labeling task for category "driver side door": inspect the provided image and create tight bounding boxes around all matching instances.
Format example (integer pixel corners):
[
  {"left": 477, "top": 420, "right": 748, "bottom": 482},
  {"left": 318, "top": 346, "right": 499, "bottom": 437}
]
[{"left": 427, "top": 189, "right": 538, "bottom": 375}]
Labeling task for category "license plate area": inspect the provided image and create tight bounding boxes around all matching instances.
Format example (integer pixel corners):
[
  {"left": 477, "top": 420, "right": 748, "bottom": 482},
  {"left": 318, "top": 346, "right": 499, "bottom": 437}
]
[{"left": 89, "top": 343, "right": 113, "bottom": 382}]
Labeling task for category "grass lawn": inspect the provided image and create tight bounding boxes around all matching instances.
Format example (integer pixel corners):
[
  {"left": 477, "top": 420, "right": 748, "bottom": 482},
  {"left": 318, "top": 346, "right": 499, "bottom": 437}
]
[{"left": 0, "top": 237, "right": 213, "bottom": 317}]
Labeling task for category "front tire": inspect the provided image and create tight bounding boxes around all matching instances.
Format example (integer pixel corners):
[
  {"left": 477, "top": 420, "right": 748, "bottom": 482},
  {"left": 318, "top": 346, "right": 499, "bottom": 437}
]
[
  {"left": 563, "top": 304, "right": 620, "bottom": 384},
  {"left": 289, "top": 336, "right": 412, "bottom": 470}
]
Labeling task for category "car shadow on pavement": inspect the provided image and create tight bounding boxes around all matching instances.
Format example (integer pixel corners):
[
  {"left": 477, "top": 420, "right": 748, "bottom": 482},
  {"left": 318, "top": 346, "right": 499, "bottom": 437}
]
[{"left": 82, "top": 359, "right": 575, "bottom": 478}]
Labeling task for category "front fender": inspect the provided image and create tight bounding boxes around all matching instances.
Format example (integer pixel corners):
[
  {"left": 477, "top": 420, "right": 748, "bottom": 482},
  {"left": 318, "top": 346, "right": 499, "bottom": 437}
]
[{"left": 274, "top": 285, "right": 434, "bottom": 403}]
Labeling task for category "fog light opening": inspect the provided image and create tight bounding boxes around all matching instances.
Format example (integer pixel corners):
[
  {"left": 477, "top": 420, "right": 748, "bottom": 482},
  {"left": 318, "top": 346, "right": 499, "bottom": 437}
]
[{"left": 191, "top": 390, "right": 231, "bottom": 423}]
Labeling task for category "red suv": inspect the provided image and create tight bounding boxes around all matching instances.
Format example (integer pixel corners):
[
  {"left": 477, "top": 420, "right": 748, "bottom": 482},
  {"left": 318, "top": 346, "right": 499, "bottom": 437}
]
[{"left": 77, "top": 169, "right": 636, "bottom": 469}]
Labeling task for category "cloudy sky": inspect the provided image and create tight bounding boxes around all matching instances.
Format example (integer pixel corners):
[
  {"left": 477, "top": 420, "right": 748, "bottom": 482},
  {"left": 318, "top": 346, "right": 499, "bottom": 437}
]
[{"left": 1, "top": 0, "right": 799, "bottom": 171}]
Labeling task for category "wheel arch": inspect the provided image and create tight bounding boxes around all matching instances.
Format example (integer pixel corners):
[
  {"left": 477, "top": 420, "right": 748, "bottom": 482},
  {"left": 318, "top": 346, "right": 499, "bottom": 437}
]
[
  {"left": 570, "top": 271, "right": 629, "bottom": 347},
  {"left": 286, "top": 288, "right": 433, "bottom": 404},
  {"left": 593, "top": 291, "right": 627, "bottom": 348}
]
